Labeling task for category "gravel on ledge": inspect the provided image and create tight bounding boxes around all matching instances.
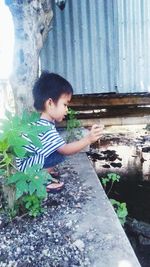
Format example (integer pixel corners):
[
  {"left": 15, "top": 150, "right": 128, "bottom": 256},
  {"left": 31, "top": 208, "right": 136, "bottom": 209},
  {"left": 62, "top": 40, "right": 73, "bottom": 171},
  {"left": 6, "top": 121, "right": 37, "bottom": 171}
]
[{"left": 0, "top": 159, "right": 92, "bottom": 267}]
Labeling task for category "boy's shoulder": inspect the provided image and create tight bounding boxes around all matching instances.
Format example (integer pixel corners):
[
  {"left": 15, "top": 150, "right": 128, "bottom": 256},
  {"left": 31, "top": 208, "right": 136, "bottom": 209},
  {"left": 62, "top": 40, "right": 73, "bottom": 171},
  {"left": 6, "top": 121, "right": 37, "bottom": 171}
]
[
  {"left": 36, "top": 119, "right": 55, "bottom": 128},
  {"left": 36, "top": 119, "right": 57, "bottom": 138}
]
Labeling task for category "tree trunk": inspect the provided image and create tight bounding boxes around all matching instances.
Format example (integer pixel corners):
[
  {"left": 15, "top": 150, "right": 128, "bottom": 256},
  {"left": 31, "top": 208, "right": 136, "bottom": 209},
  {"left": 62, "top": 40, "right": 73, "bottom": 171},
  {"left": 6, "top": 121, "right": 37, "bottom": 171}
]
[{"left": 6, "top": 0, "right": 53, "bottom": 114}]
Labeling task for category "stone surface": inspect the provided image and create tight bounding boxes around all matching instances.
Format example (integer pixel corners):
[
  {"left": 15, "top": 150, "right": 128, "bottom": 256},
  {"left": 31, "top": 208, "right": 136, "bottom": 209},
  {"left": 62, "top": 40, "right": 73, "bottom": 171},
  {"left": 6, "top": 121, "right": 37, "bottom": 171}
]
[
  {"left": 0, "top": 153, "right": 141, "bottom": 267},
  {"left": 67, "top": 153, "right": 141, "bottom": 267}
]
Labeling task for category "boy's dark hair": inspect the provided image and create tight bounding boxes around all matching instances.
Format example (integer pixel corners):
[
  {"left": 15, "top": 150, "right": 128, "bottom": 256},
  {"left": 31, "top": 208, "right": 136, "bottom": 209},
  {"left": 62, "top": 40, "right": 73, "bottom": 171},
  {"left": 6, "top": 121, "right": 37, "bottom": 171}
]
[{"left": 33, "top": 71, "right": 73, "bottom": 111}]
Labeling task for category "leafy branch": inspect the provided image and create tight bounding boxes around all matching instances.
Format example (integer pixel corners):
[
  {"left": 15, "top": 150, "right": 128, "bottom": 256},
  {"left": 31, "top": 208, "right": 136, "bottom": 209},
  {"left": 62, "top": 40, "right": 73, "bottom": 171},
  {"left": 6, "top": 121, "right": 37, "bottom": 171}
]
[
  {"left": 101, "top": 172, "right": 128, "bottom": 226},
  {"left": 0, "top": 110, "right": 49, "bottom": 159},
  {"left": 101, "top": 173, "right": 120, "bottom": 196},
  {"left": 110, "top": 199, "right": 128, "bottom": 226},
  {"left": 7, "top": 164, "right": 50, "bottom": 200},
  {"left": 0, "top": 110, "right": 52, "bottom": 217}
]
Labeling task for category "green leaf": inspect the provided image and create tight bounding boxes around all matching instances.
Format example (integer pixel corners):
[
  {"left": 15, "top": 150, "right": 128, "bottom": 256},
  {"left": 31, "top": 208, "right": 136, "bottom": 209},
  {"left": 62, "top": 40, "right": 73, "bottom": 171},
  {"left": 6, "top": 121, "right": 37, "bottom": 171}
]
[
  {"left": 16, "top": 187, "right": 23, "bottom": 200},
  {"left": 0, "top": 139, "right": 9, "bottom": 152},
  {"left": 27, "top": 134, "right": 43, "bottom": 148},
  {"left": 21, "top": 111, "right": 40, "bottom": 124},
  {"left": 14, "top": 146, "right": 26, "bottom": 158},
  {"left": 36, "top": 186, "right": 46, "bottom": 198},
  {"left": 101, "top": 177, "right": 109, "bottom": 186},
  {"left": 108, "top": 173, "right": 120, "bottom": 182},
  {"left": 118, "top": 203, "right": 128, "bottom": 218},
  {"left": 28, "top": 181, "right": 36, "bottom": 195},
  {"left": 25, "top": 201, "right": 31, "bottom": 209},
  {"left": 15, "top": 180, "right": 28, "bottom": 199},
  {"left": 110, "top": 199, "right": 128, "bottom": 226},
  {"left": 11, "top": 115, "right": 20, "bottom": 128},
  {"left": 25, "top": 164, "right": 42, "bottom": 175},
  {"left": 7, "top": 172, "right": 27, "bottom": 184},
  {"left": 110, "top": 198, "right": 119, "bottom": 206},
  {"left": 7, "top": 133, "right": 29, "bottom": 147}
]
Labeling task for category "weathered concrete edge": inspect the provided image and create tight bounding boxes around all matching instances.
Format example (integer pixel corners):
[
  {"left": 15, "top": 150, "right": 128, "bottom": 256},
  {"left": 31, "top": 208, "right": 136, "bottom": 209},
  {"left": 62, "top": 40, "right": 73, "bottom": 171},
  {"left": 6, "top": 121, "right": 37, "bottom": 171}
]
[{"left": 67, "top": 153, "right": 141, "bottom": 267}]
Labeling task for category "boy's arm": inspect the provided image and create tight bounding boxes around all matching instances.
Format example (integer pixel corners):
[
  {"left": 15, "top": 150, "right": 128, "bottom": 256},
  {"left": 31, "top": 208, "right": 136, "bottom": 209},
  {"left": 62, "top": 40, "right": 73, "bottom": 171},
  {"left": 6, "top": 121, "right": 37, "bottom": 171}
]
[{"left": 58, "top": 124, "right": 102, "bottom": 155}]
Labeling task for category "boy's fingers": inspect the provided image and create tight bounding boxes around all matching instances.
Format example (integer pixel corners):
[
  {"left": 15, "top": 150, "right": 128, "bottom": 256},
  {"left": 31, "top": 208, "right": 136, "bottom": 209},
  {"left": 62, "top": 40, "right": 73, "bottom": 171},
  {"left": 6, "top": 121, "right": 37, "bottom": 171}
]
[
  {"left": 92, "top": 124, "right": 104, "bottom": 130},
  {"left": 92, "top": 124, "right": 100, "bottom": 129}
]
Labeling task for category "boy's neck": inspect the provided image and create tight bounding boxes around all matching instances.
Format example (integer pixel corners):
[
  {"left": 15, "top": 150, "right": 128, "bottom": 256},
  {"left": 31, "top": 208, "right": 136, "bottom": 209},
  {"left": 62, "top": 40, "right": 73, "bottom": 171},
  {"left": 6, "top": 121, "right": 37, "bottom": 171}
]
[{"left": 40, "top": 112, "right": 54, "bottom": 122}]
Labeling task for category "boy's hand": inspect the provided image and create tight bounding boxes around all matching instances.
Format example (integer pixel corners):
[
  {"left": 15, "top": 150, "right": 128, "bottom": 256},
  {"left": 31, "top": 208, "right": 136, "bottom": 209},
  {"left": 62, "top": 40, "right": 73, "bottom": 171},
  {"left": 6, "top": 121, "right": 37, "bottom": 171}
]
[{"left": 88, "top": 124, "right": 104, "bottom": 144}]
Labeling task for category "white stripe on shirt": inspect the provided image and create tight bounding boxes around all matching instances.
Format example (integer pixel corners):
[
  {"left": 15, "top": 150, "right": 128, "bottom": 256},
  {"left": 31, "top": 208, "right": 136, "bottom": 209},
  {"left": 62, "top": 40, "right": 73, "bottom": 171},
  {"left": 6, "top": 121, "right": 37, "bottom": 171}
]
[{"left": 16, "top": 119, "right": 65, "bottom": 172}]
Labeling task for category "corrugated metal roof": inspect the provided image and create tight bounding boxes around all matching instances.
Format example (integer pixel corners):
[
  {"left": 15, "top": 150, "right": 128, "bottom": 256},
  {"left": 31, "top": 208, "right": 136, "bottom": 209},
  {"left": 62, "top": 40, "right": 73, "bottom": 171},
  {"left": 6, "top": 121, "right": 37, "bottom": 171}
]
[{"left": 40, "top": 0, "right": 150, "bottom": 94}]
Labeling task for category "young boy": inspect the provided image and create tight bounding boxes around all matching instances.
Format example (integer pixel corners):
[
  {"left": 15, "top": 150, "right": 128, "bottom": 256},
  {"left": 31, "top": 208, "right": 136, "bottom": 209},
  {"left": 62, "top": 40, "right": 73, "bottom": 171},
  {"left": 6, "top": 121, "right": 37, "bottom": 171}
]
[{"left": 16, "top": 72, "right": 102, "bottom": 192}]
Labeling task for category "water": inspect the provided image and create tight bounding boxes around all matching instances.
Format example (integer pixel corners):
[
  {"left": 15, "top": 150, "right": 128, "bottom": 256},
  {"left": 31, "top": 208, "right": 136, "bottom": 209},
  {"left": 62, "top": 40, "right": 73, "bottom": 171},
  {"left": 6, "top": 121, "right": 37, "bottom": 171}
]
[
  {"left": 88, "top": 128, "right": 150, "bottom": 267},
  {"left": 90, "top": 143, "right": 150, "bottom": 222}
]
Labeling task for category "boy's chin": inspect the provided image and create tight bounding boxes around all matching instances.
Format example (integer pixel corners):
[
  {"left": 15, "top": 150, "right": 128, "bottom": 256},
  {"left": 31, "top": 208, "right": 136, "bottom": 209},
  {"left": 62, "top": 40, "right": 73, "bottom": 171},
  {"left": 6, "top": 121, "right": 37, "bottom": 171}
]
[{"left": 56, "top": 117, "right": 64, "bottom": 122}]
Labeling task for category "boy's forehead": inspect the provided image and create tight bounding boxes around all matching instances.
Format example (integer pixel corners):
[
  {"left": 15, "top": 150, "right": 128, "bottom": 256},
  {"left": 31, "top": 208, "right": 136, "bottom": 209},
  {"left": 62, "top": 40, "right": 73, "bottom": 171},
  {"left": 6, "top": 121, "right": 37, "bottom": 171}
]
[{"left": 60, "top": 93, "right": 72, "bottom": 101}]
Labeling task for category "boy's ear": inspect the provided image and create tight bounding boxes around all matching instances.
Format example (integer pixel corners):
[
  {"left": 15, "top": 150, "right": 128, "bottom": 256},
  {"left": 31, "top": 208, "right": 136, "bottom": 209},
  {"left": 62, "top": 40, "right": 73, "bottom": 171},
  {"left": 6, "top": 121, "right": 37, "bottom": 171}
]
[
  {"left": 48, "top": 98, "right": 53, "bottom": 106},
  {"left": 45, "top": 98, "right": 53, "bottom": 109}
]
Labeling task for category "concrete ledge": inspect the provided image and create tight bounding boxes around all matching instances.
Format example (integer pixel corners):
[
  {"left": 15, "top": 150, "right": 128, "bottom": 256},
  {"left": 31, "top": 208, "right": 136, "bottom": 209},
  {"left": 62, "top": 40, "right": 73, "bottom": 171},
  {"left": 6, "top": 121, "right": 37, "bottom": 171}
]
[{"left": 67, "top": 153, "right": 141, "bottom": 267}]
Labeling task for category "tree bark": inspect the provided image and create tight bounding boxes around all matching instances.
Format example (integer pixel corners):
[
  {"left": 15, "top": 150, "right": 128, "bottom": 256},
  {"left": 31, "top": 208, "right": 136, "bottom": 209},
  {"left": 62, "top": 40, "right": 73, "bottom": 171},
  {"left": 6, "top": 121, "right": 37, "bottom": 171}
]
[{"left": 6, "top": 0, "right": 53, "bottom": 114}]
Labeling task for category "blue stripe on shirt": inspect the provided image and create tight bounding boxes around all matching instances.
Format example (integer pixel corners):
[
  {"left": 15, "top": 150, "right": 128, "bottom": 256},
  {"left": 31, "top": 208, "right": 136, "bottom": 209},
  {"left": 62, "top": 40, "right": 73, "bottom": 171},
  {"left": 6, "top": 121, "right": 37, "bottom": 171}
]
[{"left": 16, "top": 119, "right": 65, "bottom": 172}]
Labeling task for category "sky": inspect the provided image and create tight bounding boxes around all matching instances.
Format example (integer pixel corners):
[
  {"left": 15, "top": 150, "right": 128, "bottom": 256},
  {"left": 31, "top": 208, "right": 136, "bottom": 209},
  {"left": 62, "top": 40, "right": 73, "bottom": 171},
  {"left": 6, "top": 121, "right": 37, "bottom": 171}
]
[{"left": 0, "top": 0, "right": 14, "bottom": 79}]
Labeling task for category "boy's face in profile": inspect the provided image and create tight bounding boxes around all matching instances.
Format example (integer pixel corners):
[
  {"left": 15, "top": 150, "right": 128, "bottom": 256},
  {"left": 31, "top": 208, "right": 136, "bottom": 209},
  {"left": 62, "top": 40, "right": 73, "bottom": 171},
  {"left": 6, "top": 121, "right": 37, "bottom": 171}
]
[{"left": 46, "top": 93, "right": 72, "bottom": 122}]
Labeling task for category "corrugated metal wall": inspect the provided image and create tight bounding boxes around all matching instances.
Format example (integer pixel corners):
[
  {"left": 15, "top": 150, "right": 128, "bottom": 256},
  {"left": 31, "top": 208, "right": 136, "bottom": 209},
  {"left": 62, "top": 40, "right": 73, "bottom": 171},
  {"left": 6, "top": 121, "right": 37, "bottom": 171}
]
[
  {"left": 40, "top": 0, "right": 150, "bottom": 94},
  {"left": 117, "top": 0, "right": 150, "bottom": 93}
]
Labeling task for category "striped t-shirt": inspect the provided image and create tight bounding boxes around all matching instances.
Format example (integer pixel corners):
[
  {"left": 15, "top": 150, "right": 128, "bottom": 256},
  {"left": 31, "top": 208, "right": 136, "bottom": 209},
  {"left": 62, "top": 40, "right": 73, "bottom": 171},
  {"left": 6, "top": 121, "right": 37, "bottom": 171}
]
[{"left": 16, "top": 119, "right": 65, "bottom": 172}]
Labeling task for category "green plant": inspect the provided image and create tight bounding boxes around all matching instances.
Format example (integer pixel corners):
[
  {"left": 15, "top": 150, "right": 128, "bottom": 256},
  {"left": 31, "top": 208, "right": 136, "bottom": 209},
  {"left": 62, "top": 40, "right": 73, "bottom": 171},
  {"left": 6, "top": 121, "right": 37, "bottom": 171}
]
[
  {"left": 7, "top": 164, "right": 49, "bottom": 200},
  {"left": 0, "top": 110, "right": 49, "bottom": 171},
  {"left": 66, "top": 108, "right": 82, "bottom": 142},
  {"left": 22, "top": 194, "right": 45, "bottom": 217},
  {"left": 101, "top": 173, "right": 120, "bottom": 196},
  {"left": 101, "top": 172, "right": 128, "bottom": 226},
  {"left": 0, "top": 110, "right": 51, "bottom": 217},
  {"left": 110, "top": 199, "right": 128, "bottom": 226}
]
